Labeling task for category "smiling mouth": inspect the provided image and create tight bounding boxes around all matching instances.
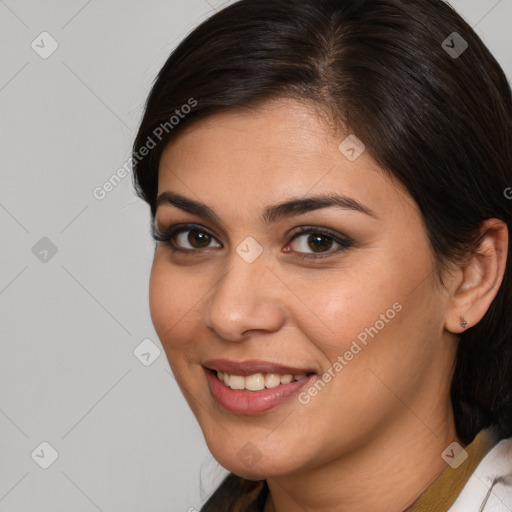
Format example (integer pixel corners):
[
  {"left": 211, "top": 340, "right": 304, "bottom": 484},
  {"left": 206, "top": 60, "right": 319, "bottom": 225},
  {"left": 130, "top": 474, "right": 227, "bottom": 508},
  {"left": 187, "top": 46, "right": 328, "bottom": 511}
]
[
  {"left": 212, "top": 369, "right": 314, "bottom": 391},
  {"left": 203, "top": 363, "right": 317, "bottom": 414}
]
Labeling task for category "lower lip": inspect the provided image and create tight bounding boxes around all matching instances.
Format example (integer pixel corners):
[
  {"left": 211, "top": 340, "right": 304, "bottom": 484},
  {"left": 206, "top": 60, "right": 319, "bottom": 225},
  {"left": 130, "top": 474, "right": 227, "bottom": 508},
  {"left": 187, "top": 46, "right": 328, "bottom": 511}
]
[{"left": 205, "top": 369, "right": 315, "bottom": 414}]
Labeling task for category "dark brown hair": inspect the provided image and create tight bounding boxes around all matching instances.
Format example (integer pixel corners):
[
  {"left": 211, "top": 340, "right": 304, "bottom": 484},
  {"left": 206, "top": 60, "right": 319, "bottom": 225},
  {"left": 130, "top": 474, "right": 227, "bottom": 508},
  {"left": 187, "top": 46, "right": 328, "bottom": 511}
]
[{"left": 132, "top": 0, "right": 512, "bottom": 472}]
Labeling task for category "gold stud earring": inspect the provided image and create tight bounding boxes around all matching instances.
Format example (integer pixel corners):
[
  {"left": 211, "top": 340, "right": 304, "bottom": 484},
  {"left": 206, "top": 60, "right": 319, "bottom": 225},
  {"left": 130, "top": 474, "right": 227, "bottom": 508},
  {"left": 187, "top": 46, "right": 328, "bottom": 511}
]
[{"left": 460, "top": 315, "right": 467, "bottom": 329}]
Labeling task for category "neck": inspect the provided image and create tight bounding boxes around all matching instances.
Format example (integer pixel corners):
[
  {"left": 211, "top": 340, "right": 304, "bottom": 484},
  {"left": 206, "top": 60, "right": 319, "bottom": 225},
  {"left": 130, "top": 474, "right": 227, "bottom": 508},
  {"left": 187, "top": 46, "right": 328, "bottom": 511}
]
[{"left": 264, "top": 405, "right": 461, "bottom": 512}]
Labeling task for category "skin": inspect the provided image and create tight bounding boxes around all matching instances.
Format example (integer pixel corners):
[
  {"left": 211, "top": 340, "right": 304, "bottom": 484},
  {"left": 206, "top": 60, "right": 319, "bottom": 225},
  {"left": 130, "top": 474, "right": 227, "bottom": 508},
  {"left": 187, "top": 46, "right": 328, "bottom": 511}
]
[{"left": 149, "top": 98, "right": 508, "bottom": 512}]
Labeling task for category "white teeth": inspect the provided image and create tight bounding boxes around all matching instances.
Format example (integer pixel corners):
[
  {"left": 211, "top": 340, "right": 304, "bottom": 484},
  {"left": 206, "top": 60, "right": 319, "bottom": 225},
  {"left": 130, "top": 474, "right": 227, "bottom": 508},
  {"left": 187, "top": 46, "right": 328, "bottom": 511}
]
[
  {"left": 245, "top": 373, "right": 265, "bottom": 391},
  {"left": 264, "top": 373, "right": 281, "bottom": 388},
  {"left": 215, "top": 370, "right": 309, "bottom": 391},
  {"left": 228, "top": 375, "right": 245, "bottom": 390}
]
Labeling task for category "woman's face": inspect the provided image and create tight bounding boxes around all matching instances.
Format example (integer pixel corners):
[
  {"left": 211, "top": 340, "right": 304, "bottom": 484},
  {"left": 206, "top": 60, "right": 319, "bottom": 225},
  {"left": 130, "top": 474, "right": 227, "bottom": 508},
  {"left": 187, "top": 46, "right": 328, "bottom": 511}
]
[{"left": 150, "top": 98, "right": 458, "bottom": 479}]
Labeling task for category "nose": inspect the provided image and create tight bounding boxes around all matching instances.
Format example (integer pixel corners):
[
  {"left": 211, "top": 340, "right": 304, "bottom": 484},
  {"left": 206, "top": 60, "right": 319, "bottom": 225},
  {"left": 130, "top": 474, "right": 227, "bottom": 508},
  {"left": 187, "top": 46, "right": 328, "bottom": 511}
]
[{"left": 203, "top": 248, "right": 287, "bottom": 342}]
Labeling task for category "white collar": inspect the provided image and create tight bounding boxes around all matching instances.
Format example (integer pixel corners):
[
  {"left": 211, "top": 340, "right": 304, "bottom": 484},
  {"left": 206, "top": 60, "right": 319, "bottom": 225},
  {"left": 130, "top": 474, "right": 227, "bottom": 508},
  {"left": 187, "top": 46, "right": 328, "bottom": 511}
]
[{"left": 448, "top": 433, "right": 512, "bottom": 512}]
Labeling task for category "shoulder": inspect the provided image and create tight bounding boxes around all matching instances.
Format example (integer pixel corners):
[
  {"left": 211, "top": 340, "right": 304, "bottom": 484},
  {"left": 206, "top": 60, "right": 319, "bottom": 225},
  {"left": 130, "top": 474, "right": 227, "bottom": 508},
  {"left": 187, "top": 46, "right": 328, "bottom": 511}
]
[{"left": 448, "top": 434, "right": 512, "bottom": 511}]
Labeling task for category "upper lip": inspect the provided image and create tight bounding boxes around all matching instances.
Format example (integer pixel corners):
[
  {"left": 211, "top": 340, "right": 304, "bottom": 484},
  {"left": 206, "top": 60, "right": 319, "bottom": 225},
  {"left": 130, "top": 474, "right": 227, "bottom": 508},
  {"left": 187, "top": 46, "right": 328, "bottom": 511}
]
[{"left": 203, "top": 359, "right": 316, "bottom": 376}]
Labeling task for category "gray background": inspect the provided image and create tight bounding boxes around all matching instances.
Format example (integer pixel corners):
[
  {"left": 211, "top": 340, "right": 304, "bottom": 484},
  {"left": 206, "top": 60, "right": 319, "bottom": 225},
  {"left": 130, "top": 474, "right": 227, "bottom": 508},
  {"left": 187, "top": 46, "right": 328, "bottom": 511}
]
[{"left": 1, "top": 1, "right": 511, "bottom": 510}]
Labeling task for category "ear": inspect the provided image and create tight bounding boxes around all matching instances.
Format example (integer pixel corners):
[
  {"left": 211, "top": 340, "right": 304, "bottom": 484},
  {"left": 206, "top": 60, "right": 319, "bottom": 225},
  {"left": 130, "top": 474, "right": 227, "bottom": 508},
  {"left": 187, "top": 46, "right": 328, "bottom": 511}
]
[{"left": 445, "top": 218, "right": 508, "bottom": 333}]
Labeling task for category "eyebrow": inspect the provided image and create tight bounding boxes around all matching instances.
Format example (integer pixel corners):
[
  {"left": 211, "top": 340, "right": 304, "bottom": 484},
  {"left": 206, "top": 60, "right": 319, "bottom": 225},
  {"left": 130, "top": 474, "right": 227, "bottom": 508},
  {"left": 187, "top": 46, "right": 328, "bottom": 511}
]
[{"left": 155, "top": 191, "right": 377, "bottom": 225}]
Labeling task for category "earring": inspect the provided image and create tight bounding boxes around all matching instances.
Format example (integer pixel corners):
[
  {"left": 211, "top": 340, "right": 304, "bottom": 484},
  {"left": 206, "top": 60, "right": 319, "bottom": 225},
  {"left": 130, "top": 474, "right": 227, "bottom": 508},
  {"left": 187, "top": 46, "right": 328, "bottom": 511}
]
[{"left": 460, "top": 315, "right": 468, "bottom": 329}]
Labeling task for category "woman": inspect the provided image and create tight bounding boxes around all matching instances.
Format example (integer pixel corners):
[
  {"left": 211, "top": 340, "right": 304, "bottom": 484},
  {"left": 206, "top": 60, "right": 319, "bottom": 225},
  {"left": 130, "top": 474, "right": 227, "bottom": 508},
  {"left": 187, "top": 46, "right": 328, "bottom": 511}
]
[{"left": 131, "top": 0, "right": 512, "bottom": 510}]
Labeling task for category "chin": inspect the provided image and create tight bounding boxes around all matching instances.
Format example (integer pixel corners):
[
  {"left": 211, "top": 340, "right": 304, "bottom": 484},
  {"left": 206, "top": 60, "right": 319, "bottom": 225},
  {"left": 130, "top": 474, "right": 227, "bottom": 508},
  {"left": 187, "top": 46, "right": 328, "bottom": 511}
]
[{"left": 207, "top": 440, "right": 303, "bottom": 480}]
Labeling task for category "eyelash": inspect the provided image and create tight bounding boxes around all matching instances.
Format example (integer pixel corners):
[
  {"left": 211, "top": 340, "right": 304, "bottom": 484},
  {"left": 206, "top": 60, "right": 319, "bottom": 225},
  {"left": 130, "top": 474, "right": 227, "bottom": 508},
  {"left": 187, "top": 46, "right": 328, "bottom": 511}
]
[{"left": 152, "top": 223, "right": 353, "bottom": 260}]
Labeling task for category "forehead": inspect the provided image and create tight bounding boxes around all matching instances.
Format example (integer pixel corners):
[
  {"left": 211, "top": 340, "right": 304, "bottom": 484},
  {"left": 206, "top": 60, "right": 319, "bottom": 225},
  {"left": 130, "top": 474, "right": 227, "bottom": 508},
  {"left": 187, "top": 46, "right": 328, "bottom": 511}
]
[
  {"left": 164, "top": 100, "right": 335, "bottom": 161},
  {"left": 156, "top": 98, "right": 412, "bottom": 219}
]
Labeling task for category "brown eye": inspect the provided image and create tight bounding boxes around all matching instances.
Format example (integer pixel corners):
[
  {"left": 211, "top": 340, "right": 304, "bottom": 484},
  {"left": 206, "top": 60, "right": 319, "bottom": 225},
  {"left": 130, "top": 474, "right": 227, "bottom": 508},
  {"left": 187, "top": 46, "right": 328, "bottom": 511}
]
[
  {"left": 290, "top": 232, "right": 337, "bottom": 254},
  {"left": 152, "top": 223, "right": 222, "bottom": 252},
  {"left": 174, "top": 229, "right": 221, "bottom": 250},
  {"left": 287, "top": 227, "right": 353, "bottom": 259},
  {"left": 183, "top": 231, "right": 211, "bottom": 248},
  {"left": 307, "top": 234, "right": 333, "bottom": 252}
]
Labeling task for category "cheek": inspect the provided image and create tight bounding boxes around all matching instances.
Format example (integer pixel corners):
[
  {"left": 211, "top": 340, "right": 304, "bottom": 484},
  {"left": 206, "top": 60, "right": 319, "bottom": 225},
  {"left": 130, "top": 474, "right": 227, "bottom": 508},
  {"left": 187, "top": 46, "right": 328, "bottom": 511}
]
[
  {"left": 293, "top": 246, "right": 436, "bottom": 385},
  {"left": 149, "top": 263, "right": 172, "bottom": 339},
  {"left": 307, "top": 263, "right": 442, "bottom": 414},
  {"left": 289, "top": 266, "right": 404, "bottom": 356},
  {"left": 148, "top": 259, "right": 197, "bottom": 354}
]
